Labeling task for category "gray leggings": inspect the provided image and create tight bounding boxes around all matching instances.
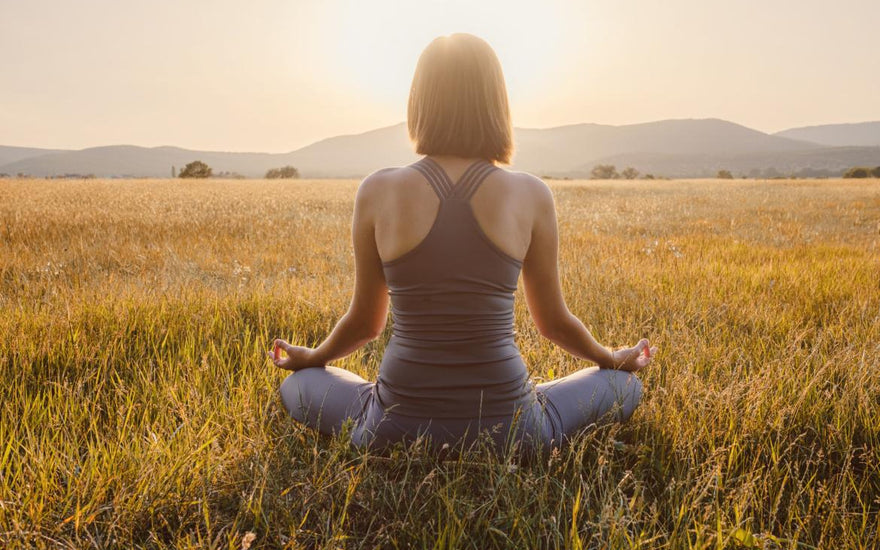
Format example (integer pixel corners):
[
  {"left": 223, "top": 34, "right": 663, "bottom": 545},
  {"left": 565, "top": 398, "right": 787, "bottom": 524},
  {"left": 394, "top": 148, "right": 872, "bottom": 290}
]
[{"left": 280, "top": 367, "right": 642, "bottom": 453}]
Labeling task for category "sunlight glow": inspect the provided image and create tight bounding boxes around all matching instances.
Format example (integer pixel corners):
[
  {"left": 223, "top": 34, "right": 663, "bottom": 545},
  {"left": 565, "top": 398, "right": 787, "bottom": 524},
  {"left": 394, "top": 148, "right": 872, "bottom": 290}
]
[
  {"left": 1, "top": 0, "right": 878, "bottom": 151},
  {"left": 327, "top": 0, "right": 577, "bottom": 123}
]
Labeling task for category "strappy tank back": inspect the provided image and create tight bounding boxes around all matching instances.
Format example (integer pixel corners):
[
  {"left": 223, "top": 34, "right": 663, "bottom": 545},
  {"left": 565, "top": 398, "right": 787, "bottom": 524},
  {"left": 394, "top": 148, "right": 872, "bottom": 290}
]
[{"left": 376, "top": 157, "right": 535, "bottom": 418}]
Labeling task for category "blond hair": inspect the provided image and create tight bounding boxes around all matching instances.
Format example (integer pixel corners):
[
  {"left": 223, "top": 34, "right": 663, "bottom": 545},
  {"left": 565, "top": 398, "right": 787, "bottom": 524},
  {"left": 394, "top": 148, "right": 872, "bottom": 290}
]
[{"left": 407, "top": 34, "right": 513, "bottom": 165}]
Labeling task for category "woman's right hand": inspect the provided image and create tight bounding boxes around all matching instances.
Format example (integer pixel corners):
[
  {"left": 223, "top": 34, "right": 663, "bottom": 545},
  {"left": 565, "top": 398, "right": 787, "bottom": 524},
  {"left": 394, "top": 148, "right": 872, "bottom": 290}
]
[{"left": 610, "top": 338, "right": 657, "bottom": 372}]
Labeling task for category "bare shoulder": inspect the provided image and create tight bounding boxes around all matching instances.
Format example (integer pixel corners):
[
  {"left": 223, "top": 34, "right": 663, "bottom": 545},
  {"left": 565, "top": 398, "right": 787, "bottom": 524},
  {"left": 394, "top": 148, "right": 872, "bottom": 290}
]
[
  {"left": 357, "top": 167, "right": 396, "bottom": 195},
  {"left": 356, "top": 166, "right": 414, "bottom": 203},
  {"left": 495, "top": 168, "right": 554, "bottom": 206}
]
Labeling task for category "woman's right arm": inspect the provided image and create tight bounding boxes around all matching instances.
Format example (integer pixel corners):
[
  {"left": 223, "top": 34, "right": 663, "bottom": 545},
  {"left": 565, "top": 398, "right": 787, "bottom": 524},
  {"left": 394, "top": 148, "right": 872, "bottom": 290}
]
[{"left": 520, "top": 179, "right": 655, "bottom": 372}]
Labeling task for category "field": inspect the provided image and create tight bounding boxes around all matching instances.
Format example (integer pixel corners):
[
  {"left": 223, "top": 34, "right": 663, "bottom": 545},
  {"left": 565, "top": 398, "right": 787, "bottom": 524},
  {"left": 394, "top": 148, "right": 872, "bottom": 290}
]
[{"left": 1, "top": 177, "right": 879, "bottom": 549}]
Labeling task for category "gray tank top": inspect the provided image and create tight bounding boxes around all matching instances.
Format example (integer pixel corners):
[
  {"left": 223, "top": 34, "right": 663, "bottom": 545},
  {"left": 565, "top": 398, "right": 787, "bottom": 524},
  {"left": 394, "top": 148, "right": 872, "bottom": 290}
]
[{"left": 376, "top": 157, "right": 536, "bottom": 418}]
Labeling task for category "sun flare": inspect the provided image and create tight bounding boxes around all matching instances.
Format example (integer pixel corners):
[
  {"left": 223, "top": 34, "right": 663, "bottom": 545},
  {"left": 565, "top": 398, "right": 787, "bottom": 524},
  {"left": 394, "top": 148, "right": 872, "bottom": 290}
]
[{"left": 327, "top": 0, "right": 578, "bottom": 122}]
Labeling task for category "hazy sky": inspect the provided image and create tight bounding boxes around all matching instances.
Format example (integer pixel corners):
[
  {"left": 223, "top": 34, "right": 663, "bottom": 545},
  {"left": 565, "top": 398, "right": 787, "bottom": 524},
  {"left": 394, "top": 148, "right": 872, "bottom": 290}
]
[{"left": 2, "top": 0, "right": 878, "bottom": 152}]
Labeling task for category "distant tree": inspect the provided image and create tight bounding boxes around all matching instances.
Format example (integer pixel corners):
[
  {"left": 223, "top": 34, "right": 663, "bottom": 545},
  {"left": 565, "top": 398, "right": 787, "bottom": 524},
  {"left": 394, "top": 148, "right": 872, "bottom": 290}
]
[
  {"left": 843, "top": 166, "right": 870, "bottom": 178},
  {"left": 871, "top": 166, "right": 880, "bottom": 178},
  {"left": 216, "top": 171, "right": 247, "bottom": 179},
  {"left": 642, "top": 173, "right": 655, "bottom": 180},
  {"left": 179, "top": 160, "right": 212, "bottom": 179},
  {"left": 265, "top": 165, "right": 300, "bottom": 179},
  {"left": 795, "top": 167, "right": 835, "bottom": 178},
  {"left": 590, "top": 164, "right": 619, "bottom": 180},
  {"left": 717, "top": 169, "right": 734, "bottom": 179},
  {"left": 621, "top": 167, "right": 640, "bottom": 180}
]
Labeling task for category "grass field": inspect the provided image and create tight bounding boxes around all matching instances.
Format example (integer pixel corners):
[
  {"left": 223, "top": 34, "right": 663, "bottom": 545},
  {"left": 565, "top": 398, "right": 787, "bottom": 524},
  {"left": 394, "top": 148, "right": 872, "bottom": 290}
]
[{"left": 1, "top": 177, "right": 879, "bottom": 549}]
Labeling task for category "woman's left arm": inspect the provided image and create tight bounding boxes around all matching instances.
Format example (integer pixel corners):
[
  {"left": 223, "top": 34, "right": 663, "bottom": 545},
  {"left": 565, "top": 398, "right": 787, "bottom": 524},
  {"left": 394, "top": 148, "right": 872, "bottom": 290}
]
[{"left": 270, "top": 176, "right": 389, "bottom": 370}]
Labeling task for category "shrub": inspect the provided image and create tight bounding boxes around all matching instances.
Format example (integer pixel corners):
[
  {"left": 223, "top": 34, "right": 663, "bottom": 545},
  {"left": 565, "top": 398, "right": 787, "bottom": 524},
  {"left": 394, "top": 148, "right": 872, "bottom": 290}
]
[
  {"left": 621, "top": 167, "right": 640, "bottom": 180},
  {"left": 843, "top": 167, "right": 869, "bottom": 178},
  {"left": 717, "top": 170, "right": 734, "bottom": 179},
  {"left": 265, "top": 166, "right": 300, "bottom": 179},
  {"left": 590, "top": 164, "right": 619, "bottom": 180},
  {"left": 179, "top": 161, "right": 212, "bottom": 179},
  {"left": 841, "top": 166, "right": 880, "bottom": 179}
]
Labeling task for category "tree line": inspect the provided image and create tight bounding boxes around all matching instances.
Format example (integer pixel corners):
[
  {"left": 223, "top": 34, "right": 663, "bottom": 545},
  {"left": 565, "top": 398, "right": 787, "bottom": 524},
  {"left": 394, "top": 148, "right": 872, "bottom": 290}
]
[
  {"left": 161, "top": 160, "right": 880, "bottom": 181},
  {"left": 843, "top": 166, "right": 880, "bottom": 178},
  {"left": 588, "top": 164, "right": 880, "bottom": 180},
  {"left": 176, "top": 161, "right": 300, "bottom": 179}
]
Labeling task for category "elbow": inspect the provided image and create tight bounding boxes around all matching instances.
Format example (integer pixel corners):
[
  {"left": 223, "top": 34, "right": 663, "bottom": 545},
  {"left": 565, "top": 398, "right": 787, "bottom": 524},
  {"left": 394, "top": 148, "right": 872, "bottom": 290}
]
[
  {"left": 354, "top": 323, "right": 384, "bottom": 344},
  {"left": 536, "top": 312, "right": 574, "bottom": 342},
  {"left": 538, "top": 324, "right": 563, "bottom": 343},
  {"left": 345, "top": 312, "right": 385, "bottom": 342},
  {"left": 365, "top": 323, "right": 385, "bottom": 341},
  {"left": 364, "top": 315, "right": 387, "bottom": 341}
]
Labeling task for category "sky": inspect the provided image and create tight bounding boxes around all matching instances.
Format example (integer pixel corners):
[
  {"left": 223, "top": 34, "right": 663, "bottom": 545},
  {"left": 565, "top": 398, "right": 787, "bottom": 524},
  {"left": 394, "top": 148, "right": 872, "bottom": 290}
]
[{"left": 1, "top": 0, "right": 878, "bottom": 152}]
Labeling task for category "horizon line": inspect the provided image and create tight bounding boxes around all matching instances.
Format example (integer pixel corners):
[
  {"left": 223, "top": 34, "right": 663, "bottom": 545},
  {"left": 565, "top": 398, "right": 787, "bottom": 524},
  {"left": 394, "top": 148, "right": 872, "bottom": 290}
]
[{"left": 3, "top": 117, "right": 879, "bottom": 155}]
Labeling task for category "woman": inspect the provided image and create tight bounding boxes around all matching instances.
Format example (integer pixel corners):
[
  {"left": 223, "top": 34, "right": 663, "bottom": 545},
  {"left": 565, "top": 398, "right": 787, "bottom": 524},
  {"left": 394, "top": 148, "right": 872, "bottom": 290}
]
[{"left": 270, "top": 33, "right": 655, "bottom": 454}]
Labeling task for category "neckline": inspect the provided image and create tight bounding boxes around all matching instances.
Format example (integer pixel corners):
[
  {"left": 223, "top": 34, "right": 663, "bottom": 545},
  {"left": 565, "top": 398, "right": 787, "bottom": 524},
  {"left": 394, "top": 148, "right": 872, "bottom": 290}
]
[{"left": 421, "top": 156, "right": 489, "bottom": 190}]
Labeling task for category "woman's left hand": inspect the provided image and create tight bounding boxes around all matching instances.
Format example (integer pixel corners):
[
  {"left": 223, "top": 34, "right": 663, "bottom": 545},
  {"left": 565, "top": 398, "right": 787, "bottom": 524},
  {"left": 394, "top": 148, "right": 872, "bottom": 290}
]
[{"left": 267, "top": 339, "right": 322, "bottom": 371}]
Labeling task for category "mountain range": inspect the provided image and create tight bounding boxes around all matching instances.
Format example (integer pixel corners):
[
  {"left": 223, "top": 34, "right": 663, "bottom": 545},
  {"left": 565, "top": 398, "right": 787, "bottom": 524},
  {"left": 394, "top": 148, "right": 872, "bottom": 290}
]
[{"left": 2, "top": 119, "right": 878, "bottom": 179}]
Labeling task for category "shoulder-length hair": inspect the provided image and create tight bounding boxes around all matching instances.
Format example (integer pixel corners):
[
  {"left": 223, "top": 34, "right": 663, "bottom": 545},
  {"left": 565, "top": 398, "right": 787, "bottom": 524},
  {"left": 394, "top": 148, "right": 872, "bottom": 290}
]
[{"left": 407, "top": 34, "right": 513, "bottom": 165}]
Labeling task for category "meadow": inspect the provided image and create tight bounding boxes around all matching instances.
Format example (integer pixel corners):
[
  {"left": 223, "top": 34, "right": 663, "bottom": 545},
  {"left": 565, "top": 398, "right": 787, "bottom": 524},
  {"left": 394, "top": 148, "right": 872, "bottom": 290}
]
[{"left": 1, "top": 176, "right": 878, "bottom": 549}]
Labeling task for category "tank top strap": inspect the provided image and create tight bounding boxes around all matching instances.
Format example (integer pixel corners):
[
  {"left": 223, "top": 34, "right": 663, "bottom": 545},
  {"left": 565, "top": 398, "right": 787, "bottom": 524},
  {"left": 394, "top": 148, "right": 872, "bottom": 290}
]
[
  {"left": 411, "top": 157, "right": 452, "bottom": 199},
  {"left": 452, "top": 160, "right": 497, "bottom": 201}
]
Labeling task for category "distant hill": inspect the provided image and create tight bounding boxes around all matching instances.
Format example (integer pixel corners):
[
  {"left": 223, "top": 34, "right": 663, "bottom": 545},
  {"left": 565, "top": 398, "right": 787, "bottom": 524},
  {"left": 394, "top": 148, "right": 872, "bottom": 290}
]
[
  {"left": 774, "top": 122, "right": 880, "bottom": 147},
  {"left": 0, "top": 125, "right": 419, "bottom": 179},
  {"left": 0, "top": 145, "right": 69, "bottom": 168},
  {"left": 512, "top": 118, "right": 818, "bottom": 175},
  {"left": 2, "top": 118, "right": 878, "bottom": 178},
  {"left": 574, "top": 146, "right": 880, "bottom": 179},
  {"left": 0, "top": 145, "right": 284, "bottom": 179},
  {"left": 280, "top": 123, "right": 419, "bottom": 177}
]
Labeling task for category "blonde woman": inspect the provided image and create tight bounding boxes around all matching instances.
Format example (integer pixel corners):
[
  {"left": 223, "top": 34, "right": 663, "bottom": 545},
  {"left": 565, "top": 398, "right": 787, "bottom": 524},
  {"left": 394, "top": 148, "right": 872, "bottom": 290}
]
[{"left": 271, "top": 33, "right": 654, "bottom": 453}]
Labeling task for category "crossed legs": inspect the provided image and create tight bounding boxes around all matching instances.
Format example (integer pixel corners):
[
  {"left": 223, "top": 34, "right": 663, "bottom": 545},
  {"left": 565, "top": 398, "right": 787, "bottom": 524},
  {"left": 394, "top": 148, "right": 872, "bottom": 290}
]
[{"left": 279, "top": 366, "right": 643, "bottom": 447}]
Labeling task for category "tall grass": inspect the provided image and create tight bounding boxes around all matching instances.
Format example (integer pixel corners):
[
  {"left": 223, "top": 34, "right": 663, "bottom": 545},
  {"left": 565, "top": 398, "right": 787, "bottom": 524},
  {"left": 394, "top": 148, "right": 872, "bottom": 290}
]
[{"left": 1, "top": 177, "right": 878, "bottom": 548}]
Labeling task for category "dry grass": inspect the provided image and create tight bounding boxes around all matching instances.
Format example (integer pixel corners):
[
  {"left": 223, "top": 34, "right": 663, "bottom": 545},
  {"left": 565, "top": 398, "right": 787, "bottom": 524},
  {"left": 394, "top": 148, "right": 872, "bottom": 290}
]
[{"left": 1, "top": 177, "right": 878, "bottom": 549}]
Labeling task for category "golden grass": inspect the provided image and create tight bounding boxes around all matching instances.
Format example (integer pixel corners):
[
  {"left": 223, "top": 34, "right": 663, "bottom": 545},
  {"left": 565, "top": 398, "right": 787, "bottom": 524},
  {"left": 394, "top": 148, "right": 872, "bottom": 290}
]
[{"left": 1, "top": 177, "right": 878, "bottom": 549}]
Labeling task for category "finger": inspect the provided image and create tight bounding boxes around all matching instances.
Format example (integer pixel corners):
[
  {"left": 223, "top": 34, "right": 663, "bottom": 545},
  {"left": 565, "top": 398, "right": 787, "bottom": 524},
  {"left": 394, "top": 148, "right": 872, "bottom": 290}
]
[
  {"left": 278, "top": 339, "right": 296, "bottom": 353},
  {"left": 640, "top": 347, "right": 658, "bottom": 367},
  {"left": 631, "top": 339, "right": 648, "bottom": 357}
]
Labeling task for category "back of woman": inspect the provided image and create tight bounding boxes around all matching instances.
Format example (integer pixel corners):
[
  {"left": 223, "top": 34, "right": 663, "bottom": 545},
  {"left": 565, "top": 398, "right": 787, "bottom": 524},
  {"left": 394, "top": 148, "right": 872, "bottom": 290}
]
[
  {"left": 376, "top": 158, "right": 534, "bottom": 419},
  {"left": 270, "top": 33, "right": 654, "bottom": 455}
]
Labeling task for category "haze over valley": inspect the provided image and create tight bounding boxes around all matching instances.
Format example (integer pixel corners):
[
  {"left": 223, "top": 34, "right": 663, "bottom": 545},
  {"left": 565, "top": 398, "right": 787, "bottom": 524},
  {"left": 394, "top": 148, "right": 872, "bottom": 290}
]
[{"left": 3, "top": 119, "right": 879, "bottom": 179}]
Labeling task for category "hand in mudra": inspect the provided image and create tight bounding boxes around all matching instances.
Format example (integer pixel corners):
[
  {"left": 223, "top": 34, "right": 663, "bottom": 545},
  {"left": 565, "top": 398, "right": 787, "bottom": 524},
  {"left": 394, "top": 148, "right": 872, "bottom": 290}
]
[
  {"left": 268, "top": 339, "right": 320, "bottom": 371},
  {"left": 611, "top": 338, "right": 657, "bottom": 372}
]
